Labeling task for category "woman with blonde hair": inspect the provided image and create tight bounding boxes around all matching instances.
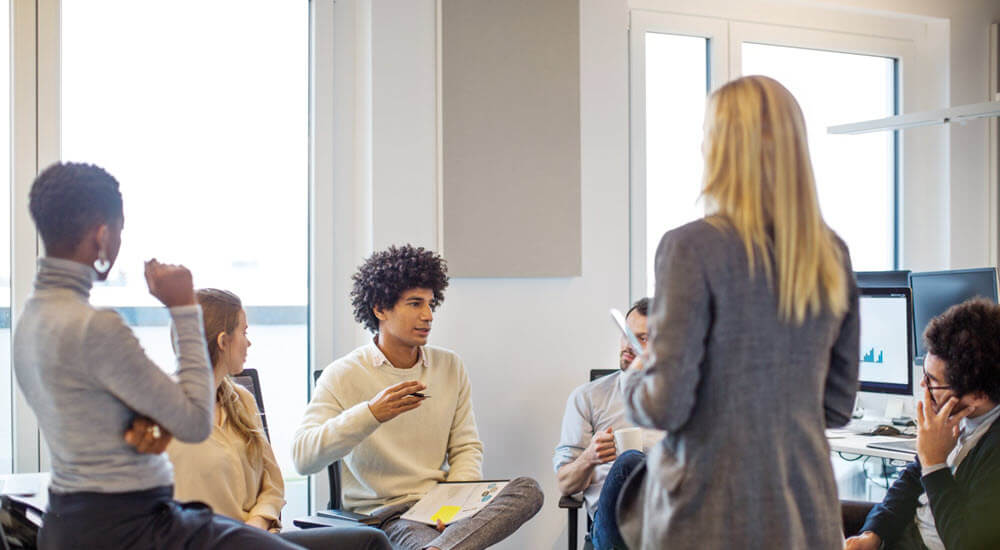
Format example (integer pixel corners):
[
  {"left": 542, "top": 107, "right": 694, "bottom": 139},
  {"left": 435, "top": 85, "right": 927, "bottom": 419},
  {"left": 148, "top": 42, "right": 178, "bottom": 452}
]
[
  {"left": 168, "top": 288, "right": 391, "bottom": 550},
  {"left": 618, "top": 75, "right": 860, "bottom": 549}
]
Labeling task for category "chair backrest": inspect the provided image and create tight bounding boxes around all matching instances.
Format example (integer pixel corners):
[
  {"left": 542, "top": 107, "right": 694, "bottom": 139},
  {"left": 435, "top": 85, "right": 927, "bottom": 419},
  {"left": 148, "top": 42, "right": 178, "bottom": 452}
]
[
  {"left": 231, "top": 368, "right": 270, "bottom": 441},
  {"left": 590, "top": 369, "right": 617, "bottom": 382},
  {"left": 312, "top": 369, "right": 344, "bottom": 510}
]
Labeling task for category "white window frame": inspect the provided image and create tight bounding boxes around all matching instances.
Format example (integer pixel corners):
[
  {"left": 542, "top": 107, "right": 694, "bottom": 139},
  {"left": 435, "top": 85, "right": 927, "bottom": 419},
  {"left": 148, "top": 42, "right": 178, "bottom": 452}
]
[
  {"left": 629, "top": 7, "right": 929, "bottom": 302},
  {"left": 10, "top": 2, "right": 336, "bottom": 514},
  {"left": 731, "top": 21, "right": 912, "bottom": 275},
  {"left": 11, "top": 0, "right": 43, "bottom": 474},
  {"left": 628, "top": 10, "right": 726, "bottom": 300}
]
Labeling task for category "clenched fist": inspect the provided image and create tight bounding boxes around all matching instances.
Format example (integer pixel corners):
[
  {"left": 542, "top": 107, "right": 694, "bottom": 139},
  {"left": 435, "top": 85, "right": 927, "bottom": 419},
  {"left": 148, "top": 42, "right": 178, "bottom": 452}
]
[{"left": 144, "top": 259, "right": 195, "bottom": 308}]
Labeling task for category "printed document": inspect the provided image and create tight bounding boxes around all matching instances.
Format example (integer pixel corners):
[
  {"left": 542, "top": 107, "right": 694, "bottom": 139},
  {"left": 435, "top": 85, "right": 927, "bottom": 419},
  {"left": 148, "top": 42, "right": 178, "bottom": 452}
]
[{"left": 400, "top": 480, "right": 509, "bottom": 526}]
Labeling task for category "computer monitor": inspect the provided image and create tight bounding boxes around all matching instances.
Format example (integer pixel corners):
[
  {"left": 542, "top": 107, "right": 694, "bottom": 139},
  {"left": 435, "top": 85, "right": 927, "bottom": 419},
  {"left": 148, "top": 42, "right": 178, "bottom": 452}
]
[
  {"left": 910, "top": 268, "right": 999, "bottom": 362},
  {"left": 855, "top": 270, "right": 911, "bottom": 289},
  {"left": 858, "top": 287, "right": 913, "bottom": 395}
]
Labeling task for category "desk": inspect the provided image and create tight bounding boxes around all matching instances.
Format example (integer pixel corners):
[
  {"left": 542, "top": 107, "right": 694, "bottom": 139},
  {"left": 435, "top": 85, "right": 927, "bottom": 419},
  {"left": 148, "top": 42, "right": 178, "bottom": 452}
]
[
  {"left": 829, "top": 430, "right": 915, "bottom": 501},
  {"left": 0, "top": 473, "right": 49, "bottom": 514},
  {"left": 827, "top": 430, "right": 917, "bottom": 462}
]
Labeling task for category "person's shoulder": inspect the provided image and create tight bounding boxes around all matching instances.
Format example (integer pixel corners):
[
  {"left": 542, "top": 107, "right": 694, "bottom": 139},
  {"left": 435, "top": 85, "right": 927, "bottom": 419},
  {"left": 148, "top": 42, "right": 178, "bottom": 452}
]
[
  {"left": 423, "top": 344, "right": 463, "bottom": 366},
  {"left": 668, "top": 218, "right": 729, "bottom": 245},
  {"left": 82, "top": 307, "right": 131, "bottom": 341},
  {"left": 828, "top": 229, "right": 852, "bottom": 259},
  {"left": 330, "top": 343, "right": 378, "bottom": 371},
  {"left": 316, "top": 344, "right": 378, "bottom": 385},
  {"left": 231, "top": 382, "right": 259, "bottom": 412},
  {"left": 568, "top": 371, "right": 620, "bottom": 403}
]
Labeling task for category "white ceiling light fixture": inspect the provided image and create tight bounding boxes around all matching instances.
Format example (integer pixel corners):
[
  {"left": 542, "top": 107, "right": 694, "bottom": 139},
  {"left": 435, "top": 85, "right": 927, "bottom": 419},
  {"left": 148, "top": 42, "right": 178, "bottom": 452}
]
[{"left": 828, "top": 100, "right": 1000, "bottom": 135}]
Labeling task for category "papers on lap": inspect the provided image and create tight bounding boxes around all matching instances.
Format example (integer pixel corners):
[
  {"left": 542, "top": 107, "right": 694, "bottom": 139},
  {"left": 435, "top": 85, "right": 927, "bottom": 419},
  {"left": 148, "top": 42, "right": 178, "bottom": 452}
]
[{"left": 401, "top": 480, "right": 509, "bottom": 526}]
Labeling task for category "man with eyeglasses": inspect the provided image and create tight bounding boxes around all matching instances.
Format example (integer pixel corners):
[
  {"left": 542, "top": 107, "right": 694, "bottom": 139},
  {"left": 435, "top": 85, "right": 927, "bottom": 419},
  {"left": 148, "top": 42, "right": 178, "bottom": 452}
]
[
  {"left": 553, "top": 298, "right": 664, "bottom": 550},
  {"left": 844, "top": 298, "right": 1000, "bottom": 550}
]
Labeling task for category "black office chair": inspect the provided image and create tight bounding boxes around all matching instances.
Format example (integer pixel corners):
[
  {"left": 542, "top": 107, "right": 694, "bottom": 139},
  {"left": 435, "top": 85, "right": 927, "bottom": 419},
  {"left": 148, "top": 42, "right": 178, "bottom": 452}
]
[
  {"left": 231, "top": 368, "right": 270, "bottom": 441},
  {"left": 559, "top": 368, "right": 617, "bottom": 550},
  {"left": 0, "top": 495, "right": 40, "bottom": 550}
]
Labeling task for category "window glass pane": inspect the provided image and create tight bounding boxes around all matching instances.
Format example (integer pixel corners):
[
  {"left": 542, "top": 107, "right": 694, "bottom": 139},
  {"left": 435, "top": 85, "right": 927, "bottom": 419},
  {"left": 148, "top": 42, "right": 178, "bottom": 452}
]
[
  {"left": 61, "top": 0, "right": 309, "bottom": 517},
  {"left": 644, "top": 33, "right": 708, "bottom": 296},
  {"left": 0, "top": 0, "right": 12, "bottom": 474},
  {"left": 742, "top": 43, "right": 896, "bottom": 270}
]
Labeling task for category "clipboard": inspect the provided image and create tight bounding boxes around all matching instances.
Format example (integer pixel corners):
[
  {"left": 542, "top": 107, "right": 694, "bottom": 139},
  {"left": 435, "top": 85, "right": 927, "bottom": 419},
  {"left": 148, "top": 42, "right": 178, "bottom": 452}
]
[{"left": 400, "top": 480, "right": 509, "bottom": 526}]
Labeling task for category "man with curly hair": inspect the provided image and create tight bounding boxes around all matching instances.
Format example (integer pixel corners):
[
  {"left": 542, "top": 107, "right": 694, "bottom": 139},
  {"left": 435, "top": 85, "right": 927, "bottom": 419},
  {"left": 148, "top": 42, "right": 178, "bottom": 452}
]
[
  {"left": 292, "top": 244, "right": 542, "bottom": 550},
  {"left": 845, "top": 298, "right": 1000, "bottom": 550}
]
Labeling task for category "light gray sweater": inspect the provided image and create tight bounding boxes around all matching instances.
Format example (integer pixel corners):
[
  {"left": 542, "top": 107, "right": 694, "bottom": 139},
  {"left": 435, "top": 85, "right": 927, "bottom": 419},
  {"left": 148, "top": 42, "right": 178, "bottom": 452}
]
[{"left": 13, "top": 257, "right": 214, "bottom": 494}]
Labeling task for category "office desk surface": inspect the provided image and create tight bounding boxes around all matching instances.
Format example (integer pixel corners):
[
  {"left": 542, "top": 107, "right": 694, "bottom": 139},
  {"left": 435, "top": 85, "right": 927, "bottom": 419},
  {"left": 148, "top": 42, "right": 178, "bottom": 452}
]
[{"left": 827, "top": 429, "right": 917, "bottom": 462}]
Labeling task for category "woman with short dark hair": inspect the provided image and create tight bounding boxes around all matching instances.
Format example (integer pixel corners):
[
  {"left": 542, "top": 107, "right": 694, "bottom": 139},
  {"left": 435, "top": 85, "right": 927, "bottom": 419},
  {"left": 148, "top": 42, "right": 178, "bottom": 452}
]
[{"left": 14, "top": 162, "right": 304, "bottom": 549}]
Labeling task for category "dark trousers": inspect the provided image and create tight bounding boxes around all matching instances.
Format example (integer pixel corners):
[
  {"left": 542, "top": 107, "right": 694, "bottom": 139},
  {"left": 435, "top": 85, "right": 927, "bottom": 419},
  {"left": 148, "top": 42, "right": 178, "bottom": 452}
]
[
  {"left": 41, "top": 486, "right": 303, "bottom": 550},
  {"left": 279, "top": 526, "right": 391, "bottom": 550},
  {"left": 591, "top": 450, "right": 645, "bottom": 550}
]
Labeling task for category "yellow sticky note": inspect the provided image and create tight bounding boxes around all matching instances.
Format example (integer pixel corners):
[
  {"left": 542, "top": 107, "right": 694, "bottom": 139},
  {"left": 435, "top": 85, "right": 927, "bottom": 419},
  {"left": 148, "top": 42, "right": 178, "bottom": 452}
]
[{"left": 430, "top": 505, "right": 461, "bottom": 524}]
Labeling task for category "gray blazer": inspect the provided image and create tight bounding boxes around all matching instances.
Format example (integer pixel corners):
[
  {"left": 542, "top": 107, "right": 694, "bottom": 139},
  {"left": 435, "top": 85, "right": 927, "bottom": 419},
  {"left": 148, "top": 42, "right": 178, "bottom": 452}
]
[{"left": 619, "top": 219, "right": 859, "bottom": 550}]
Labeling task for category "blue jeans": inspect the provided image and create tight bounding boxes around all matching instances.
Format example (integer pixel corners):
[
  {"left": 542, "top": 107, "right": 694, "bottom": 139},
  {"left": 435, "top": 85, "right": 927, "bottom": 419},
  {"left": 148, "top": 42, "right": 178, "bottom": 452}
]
[{"left": 591, "top": 450, "right": 645, "bottom": 550}]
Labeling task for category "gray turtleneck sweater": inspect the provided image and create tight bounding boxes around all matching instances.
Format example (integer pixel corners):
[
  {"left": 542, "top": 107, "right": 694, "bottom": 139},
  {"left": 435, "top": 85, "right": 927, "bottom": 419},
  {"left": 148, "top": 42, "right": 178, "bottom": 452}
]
[{"left": 13, "top": 257, "right": 214, "bottom": 494}]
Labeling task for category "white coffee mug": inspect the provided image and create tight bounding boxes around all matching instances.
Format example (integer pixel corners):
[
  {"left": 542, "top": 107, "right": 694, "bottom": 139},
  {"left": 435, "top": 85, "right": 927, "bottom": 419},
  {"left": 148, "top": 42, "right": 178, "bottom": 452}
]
[{"left": 614, "top": 427, "right": 643, "bottom": 453}]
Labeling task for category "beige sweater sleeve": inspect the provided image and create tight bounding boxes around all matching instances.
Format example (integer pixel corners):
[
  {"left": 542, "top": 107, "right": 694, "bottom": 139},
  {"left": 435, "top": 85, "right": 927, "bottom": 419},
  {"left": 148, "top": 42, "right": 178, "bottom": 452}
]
[{"left": 291, "top": 366, "right": 381, "bottom": 475}]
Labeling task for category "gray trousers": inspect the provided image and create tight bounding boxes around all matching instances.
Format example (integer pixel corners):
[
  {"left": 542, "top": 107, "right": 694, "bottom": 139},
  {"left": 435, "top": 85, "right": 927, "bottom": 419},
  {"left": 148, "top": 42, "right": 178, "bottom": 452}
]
[{"left": 370, "top": 477, "right": 544, "bottom": 550}]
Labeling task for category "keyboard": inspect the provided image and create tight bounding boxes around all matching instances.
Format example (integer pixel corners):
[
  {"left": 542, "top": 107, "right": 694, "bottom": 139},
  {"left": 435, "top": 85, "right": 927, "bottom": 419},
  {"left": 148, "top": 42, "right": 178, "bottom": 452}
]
[
  {"left": 844, "top": 419, "right": 881, "bottom": 434},
  {"left": 866, "top": 439, "right": 917, "bottom": 454}
]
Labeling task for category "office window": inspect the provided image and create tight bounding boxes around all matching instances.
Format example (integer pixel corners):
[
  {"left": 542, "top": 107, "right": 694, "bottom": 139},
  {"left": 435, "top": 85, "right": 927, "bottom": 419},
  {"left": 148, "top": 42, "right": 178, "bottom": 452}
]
[
  {"left": 0, "top": 1, "right": 12, "bottom": 475},
  {"left": 61, "top": 0, "right": 309, "bottom": 517},
  {"left": 643, "top": 33, "right": 710, "bottom": 295},
  {"left": 742, "top": 43, "right": 897, "bottom": 270}
]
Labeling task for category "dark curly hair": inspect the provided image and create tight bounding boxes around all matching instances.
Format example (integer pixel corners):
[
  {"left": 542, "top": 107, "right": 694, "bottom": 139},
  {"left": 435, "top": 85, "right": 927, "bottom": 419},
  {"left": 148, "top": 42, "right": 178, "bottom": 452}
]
[
  {"left": 29, "top": 162, "right": 123, "bottom": 254},
  {"left": 923, "top": 297, "right": 1000, "bottom": 403},
  {"left": 351, "top": 244, "right": 449, "bottom": 333}
]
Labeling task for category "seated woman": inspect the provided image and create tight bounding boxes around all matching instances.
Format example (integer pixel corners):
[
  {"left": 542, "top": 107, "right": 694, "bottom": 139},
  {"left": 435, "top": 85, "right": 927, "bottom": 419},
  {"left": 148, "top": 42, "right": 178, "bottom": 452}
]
[
  {"left": 167, "top": 288, "right": 391, "bottom": 550},
  {"left": 14, "top": 162, "right": 302, "bottom": 549}
]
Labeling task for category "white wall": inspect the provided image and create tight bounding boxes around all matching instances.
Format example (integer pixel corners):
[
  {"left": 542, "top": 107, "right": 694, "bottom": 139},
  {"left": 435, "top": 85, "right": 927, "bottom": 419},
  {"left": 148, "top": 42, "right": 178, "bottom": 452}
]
[{"left": 326, "top": 0, "right": 1000, "bottom": 547}]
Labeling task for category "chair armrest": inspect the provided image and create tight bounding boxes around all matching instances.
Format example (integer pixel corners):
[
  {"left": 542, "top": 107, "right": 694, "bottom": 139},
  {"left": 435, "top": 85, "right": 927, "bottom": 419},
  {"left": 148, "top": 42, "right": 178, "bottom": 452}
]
[
  {"left": 292, "top": 515, "right": 363, "bottom": 530},
  {"left": 841, "top": 499, "right": 876, "bottom": 537},
  {"left": 317, "top": 508, "right": 380, "bottom": 526},
  {"left": 559, "top": 495, "right": 584, "bottom": 509}
]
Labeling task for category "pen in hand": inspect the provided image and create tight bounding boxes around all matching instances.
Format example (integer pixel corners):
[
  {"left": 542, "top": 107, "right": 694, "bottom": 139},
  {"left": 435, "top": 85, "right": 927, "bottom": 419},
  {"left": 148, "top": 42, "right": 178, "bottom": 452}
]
[{"left": 410, "top": 392, "right": 430, "bottom": 398}]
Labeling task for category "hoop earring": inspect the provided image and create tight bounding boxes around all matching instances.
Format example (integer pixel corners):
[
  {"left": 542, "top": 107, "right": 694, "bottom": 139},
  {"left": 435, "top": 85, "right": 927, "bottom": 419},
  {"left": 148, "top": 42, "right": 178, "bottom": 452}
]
[{"left": 94, "top": 248, "right": 111, "bottom": 274}]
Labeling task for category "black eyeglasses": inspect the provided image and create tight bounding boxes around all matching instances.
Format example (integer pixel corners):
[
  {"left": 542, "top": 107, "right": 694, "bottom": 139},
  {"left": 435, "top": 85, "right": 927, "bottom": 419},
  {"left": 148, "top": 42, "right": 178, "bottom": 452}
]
[{"left": 922, "top": 368, "right": 952, "bottom": 391}]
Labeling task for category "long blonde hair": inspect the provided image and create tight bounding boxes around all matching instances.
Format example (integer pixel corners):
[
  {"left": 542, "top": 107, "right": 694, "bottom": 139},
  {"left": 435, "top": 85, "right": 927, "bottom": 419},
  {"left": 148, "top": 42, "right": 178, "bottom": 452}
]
[
  {"left": 701, "top": 75, "right": 847, "bottom": 323},
  {"left": 196, "top": 288, "right": 267, "bottom": 463}
]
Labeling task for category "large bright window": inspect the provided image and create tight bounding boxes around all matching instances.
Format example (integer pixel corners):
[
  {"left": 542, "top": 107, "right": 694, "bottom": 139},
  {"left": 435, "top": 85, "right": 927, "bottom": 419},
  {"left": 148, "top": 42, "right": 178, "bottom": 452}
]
[
  {"left": 632, "top": 15, "right": 902, "bottom": 297},
  {"left": 642, "top": 33, "right": 709, "bottom": 295},
  {"left": 742, "top": 43, "right": 897, "bottom": 271},
  {"left": 61, "top": 0, "right": 309, "bottom": 517}
]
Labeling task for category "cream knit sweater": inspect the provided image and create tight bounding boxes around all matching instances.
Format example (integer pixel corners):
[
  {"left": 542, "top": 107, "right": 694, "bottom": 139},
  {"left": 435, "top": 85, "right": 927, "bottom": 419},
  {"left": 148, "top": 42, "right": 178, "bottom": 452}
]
[
  {"left": 292, "top": 342, "right": 484, "bottom": 513},
  {"left": 168, "top": 385, "right": 286, "bottom": 526}
]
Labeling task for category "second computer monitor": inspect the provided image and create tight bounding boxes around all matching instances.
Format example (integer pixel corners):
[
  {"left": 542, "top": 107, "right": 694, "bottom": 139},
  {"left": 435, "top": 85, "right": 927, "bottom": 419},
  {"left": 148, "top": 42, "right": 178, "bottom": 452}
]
[
  {"left": 855, "top": 270, "right": 911, "bottom": 289},
  {"left": 910, "top": 268, "right": 999, "bottom": 362},
  {"left": 858, "top": 286, "right": 913, "bottom": 395}
]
